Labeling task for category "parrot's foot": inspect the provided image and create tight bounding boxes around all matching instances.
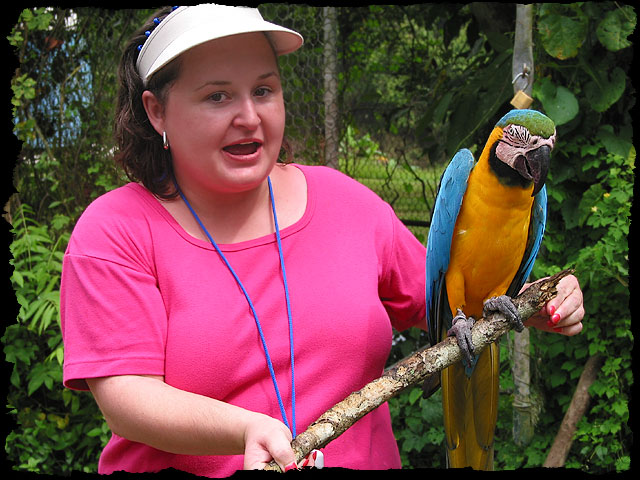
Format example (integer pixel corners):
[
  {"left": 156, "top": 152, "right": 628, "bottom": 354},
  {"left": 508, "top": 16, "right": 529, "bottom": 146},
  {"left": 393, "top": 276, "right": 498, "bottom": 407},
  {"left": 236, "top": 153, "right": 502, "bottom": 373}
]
[
  {"left": 483, "top": 295, "right": 524, "bottom": 332},
  {"left": 447, "top": 309, "right": 475, "bottom": 367}
]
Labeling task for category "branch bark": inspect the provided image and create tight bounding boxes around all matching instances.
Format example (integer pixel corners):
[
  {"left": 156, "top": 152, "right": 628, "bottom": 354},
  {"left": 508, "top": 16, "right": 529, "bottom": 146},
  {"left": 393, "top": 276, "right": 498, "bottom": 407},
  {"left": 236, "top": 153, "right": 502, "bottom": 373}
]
[
  {"left": 265, "top": 269, "right": 574, "bottom": 471},
  {"left": 543, "top": 354, "right": 604, "bottom": 468}
]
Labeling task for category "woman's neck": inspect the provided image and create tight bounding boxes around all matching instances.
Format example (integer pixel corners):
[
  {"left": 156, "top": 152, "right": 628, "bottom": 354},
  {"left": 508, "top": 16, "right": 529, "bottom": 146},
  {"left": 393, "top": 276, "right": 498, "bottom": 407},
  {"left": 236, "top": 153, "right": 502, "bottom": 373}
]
[{"left": 161, "top": 164, "right": 306, "bottom": 245}]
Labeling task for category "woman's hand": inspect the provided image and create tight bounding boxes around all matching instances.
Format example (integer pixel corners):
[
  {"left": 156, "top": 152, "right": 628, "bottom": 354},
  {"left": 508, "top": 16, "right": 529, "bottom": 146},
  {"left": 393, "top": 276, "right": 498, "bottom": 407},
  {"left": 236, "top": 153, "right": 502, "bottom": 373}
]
[
  {"left": 242, "top": 414, "right": 323, "bottom": 470},
  {"left": 524, "top": 274, "right": 585, "bottom": 336},
  {"left": 242, "top": 413, "right": 295, "bottom": 471}
]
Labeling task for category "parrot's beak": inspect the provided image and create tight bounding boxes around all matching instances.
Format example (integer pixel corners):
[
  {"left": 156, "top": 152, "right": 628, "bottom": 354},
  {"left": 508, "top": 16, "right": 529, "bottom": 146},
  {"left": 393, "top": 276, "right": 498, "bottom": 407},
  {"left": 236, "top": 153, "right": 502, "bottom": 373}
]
[{"left": 514, "top": 145, "right": 551, "bottom": 196}]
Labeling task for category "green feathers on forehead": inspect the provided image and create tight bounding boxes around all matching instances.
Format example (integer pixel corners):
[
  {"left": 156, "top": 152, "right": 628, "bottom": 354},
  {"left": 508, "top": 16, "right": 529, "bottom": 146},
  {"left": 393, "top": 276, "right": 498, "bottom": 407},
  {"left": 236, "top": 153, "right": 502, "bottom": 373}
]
[{"left": 496, "top": 109, "right": 556, "bottom": 139}]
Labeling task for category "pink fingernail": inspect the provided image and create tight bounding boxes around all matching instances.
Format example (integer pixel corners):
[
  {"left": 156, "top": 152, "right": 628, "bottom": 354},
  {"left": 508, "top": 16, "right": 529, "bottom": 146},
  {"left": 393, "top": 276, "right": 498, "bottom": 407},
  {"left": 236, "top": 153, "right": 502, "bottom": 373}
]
[
  {"left": 553, "top": 326, "right": 563, "bottom": 333},
  {"left": 547, "top": 319, "right": 554, "bottom": 328},
  {"left": 549, "top": 305, "right": 556, "bottom": 316},
  {"left": 552, "top": 313, "right": 561, "bottom": 324},
  {"left": 284, "top": 462, "right": 297, "bottom": 472}
]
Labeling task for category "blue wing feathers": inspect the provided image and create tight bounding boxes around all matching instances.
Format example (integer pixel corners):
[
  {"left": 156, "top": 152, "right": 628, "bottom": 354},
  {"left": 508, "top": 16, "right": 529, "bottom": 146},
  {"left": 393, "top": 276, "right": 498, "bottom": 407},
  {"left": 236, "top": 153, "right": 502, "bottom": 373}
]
[
  {"left": 426, "top": 149, "right": 475, "bottom": 346},
  {"left": 506, "top": 185, "right": 547, "bottom": 297}
]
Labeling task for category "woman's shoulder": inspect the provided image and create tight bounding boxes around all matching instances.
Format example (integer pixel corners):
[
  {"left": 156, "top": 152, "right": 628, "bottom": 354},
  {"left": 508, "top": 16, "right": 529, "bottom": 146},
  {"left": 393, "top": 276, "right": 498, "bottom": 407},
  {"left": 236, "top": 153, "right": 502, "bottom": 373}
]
[
  {"left": 296, "top": 163, "right": 356, "bottom": 184},
  {"left": 75, "top": 183, "right": 163, "bottom": 225},
  {"left": 67, "top": 183, "right": 161, "bottom": 254},
  {"left": 295, "top": 163, "right": 391, "bottom": 212},
  {"left": 296, "top": 163, "right": 383, "bottom": 198}
]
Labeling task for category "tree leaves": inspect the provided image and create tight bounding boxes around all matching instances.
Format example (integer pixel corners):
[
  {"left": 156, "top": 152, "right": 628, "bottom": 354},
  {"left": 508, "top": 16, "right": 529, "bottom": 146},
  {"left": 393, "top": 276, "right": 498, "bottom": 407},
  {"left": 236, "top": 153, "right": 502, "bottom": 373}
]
[
  {"left": 534, "top": 4, "right": 634, "bottom": 122},
  {"left": 596, "top": 6, "right": 637, "bottom": 51},
  {"left": 584, "top": 67, "right": 627, "bottom": 113},
  {"left": 509, "top": 2, "right": 634, "bottom": 473},
  {"left": 538, "top": 4, "right": 588, "bottom": 60},
  {"left": 538, "top": 4, "right": 635, "bottom": 59},
  {"left": 534, "top": 77, "right": 579, "bottom": 126}
]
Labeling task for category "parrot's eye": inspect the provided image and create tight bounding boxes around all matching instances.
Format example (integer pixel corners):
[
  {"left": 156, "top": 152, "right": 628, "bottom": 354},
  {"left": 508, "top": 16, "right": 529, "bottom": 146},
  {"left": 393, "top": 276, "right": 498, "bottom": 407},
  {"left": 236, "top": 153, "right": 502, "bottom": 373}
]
[{"left": 503, "top": 124, "right": 531, "bottom": 148}]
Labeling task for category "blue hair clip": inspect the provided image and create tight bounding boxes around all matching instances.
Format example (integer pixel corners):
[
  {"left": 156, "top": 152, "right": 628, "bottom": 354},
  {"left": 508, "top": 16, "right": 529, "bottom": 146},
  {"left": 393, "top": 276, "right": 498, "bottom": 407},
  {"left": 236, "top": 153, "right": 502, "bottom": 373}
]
[{"left": 137, "top": 7, "right": 180, "bottom": 54}]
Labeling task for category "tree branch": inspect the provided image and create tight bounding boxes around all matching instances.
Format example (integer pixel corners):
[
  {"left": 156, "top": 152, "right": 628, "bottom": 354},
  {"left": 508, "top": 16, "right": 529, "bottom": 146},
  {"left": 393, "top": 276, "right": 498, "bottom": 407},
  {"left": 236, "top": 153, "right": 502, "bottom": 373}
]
[
  {"left": 543, "top": 354, "right": 604, "bottom": 468},
  {"left": 265, "top": 269, "right": 575, "bottom": 470}
]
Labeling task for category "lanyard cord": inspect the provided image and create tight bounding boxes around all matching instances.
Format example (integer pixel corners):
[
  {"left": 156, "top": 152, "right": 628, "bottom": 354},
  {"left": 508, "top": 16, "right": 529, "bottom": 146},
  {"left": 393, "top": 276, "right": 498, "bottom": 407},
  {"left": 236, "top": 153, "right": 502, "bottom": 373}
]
[{"left": 174, "top": 177, "right": 296, "bottom": 438}]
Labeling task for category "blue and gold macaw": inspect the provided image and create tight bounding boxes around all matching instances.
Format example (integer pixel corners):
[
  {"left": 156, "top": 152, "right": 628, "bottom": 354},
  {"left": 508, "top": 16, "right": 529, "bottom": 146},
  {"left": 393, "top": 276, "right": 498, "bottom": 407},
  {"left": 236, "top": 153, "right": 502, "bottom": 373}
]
[{"left": 425, "top": 109, "right": 556, "bottom": 469}]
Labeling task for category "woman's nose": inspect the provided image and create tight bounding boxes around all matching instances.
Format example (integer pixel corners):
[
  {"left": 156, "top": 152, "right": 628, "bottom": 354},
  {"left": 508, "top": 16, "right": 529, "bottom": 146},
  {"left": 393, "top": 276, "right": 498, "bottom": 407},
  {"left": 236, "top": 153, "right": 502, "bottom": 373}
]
[{"left": 232, "top": 97, "right": 260, "bottom": 130}]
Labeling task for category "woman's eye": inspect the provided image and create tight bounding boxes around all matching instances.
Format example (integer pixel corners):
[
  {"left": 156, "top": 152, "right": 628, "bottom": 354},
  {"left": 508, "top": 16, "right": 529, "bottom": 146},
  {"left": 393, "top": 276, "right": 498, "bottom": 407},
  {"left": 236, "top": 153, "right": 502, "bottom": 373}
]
[
  {"left": 254, "top": 87, "right": 271, "bottom": 97},
  {"left": 209, "top": 92, "right": 227, "bottom": 102}
]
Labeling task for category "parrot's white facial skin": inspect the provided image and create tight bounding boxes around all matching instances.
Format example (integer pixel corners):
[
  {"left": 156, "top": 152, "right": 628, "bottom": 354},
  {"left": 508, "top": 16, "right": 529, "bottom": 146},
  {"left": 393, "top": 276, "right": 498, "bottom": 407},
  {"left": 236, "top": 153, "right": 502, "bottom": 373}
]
[{"left": 496, "top": 124, "right": 556, "bottom": 169}]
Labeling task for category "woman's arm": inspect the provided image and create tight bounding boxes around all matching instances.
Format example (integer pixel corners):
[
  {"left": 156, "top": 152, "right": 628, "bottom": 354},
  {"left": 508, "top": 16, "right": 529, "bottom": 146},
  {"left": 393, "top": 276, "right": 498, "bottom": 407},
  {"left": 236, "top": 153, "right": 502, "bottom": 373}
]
[{"left": 86, "top": 374, "right": 296, "bottom": 470}]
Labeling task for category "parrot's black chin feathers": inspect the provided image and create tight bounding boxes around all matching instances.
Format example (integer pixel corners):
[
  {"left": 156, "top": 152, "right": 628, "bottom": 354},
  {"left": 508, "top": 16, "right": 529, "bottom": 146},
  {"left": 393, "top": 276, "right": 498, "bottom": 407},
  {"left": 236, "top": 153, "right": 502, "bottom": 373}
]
[{"left": 490, "top": 144, "right": 550, "bottom": 196}]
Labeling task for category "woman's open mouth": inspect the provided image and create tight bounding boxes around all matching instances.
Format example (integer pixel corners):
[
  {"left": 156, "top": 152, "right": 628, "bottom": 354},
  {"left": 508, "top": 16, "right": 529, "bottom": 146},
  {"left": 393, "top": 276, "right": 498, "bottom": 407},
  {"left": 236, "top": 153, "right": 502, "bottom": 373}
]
[{"left": 222, "top": 141, "right": 262, "bottom": 156}]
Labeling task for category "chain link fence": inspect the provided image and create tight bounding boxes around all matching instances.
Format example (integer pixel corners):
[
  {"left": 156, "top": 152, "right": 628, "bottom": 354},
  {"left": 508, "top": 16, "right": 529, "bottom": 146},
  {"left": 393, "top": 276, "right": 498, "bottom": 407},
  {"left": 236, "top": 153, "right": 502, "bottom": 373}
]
[
  {"left": 260, "top": 5, "right": 432, "bottom": 242},
  {"left": 259, "top": 5, "right": 327, "bottom": 166}
]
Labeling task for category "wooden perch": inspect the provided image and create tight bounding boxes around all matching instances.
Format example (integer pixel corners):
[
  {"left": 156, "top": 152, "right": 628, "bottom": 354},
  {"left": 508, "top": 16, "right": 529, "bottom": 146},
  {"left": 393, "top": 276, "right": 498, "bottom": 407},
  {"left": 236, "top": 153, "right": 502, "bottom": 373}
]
[{"left": 265, "top": 268, "right": 574, "bottom": 471}]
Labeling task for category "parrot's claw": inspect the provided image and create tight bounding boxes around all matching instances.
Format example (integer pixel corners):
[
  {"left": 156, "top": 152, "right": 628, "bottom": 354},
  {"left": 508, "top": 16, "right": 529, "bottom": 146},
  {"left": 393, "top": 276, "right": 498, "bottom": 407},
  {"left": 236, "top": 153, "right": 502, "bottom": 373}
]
[
  {"left": 483, "top": 295, "right": 524, "bottom": 332},
  {"left": 447, "top": 309, "right": 475, "bottom": 367}
]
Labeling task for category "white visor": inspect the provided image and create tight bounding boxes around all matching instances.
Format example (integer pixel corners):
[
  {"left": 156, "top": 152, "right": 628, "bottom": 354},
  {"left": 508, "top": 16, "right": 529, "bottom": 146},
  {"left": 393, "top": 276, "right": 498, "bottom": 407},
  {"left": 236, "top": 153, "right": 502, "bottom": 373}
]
[{"left": 136, "top": 4, "right": 304, "bottom": 85}]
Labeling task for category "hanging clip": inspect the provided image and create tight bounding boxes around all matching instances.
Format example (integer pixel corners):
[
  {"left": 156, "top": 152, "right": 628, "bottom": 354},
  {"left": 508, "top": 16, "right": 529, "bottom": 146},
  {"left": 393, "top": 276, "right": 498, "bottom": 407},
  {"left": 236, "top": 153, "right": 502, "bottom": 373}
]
[
  {"left": 512, "top": 64, "right": 531, "bottom": 89},
  {"left": 511, "top": 64, "right": 533, "bottom": 109}
]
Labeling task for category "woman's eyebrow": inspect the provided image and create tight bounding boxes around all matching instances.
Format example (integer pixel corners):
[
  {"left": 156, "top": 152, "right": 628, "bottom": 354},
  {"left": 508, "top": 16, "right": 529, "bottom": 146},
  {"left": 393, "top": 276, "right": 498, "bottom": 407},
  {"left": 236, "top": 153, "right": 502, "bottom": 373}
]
[
  {"left": 258, "top": 71, "right": 280, "bottom": 81},
  {"left": 196, "top": 71, "right": 280, "bottom": 91}
]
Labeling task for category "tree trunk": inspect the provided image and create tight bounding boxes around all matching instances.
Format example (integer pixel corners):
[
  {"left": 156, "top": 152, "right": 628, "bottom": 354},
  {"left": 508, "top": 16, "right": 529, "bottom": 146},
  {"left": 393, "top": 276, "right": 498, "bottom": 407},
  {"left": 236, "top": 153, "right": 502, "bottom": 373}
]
[
  {"left": 322, "top": 6, "right": 339, "bottom": 169},
  {"left": 511, "top": 327, "right": 536, "bottom": 446},
  {"left": 512, "top": 4, "right": 534, "bottom": 97},
  {"left": 511, "top": 4, "right": 536, "bottom": 446},
  {"left": 543, "top": 354, "right": 604, "bottom": 468}
]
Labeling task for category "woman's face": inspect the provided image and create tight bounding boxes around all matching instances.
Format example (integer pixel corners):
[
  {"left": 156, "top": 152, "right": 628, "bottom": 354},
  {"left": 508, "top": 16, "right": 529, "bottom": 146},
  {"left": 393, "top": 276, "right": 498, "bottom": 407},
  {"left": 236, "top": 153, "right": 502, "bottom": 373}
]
[{"left": 146, "top": 32, "right": 286, "bottom": 197}]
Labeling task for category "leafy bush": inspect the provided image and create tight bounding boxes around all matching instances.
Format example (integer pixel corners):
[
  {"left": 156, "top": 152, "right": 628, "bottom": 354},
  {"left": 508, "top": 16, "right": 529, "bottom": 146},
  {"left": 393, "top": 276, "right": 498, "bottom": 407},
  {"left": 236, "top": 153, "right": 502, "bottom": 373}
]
[
  {"left": 492, "top": 3, "right": 634, "bottom": 472},
  {"left": 4, "top": 203, "right": 109, "bottom": 474},
  {"left": 384, "top": 3, "right": 634, "bottom": 472}
]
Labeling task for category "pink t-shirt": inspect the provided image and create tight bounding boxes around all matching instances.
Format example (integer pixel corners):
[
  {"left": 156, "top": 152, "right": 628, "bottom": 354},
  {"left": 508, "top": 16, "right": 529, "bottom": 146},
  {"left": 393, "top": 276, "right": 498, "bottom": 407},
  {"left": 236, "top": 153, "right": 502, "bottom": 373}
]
[{"left": 61, "top": 164, "right": 426, "bottom": 475}]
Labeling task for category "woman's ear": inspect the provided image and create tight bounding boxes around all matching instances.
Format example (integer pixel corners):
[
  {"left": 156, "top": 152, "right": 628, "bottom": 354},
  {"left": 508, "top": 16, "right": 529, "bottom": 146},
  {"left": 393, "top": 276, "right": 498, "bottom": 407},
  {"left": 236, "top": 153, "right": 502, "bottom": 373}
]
[{"left": 141, "top": 90, "right": 165, "bottom": 136}]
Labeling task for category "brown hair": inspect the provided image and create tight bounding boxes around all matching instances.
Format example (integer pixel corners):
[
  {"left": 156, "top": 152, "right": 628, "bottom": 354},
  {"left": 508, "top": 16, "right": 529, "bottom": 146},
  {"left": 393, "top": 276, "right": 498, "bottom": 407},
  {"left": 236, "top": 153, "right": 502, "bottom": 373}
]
[
  {"left": 113, "top": 7, "right": 293, "bottom": 199},
  {"left": 113, "top": 7, "right": 181, "bottom": 198}
]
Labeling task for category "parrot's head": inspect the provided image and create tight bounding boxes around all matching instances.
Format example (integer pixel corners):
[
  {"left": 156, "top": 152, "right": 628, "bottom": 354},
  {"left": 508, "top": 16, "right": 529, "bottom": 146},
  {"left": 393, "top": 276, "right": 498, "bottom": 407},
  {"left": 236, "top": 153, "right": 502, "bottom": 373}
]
[{"left": 493, "top": 109, "right": 556, "bottom": 196}]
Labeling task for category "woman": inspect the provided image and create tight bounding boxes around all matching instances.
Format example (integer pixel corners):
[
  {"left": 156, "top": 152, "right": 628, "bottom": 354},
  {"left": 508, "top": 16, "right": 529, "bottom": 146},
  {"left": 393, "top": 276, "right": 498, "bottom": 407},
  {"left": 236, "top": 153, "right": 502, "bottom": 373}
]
[{"left": 60, "top": 5, "right": 584, "bottom": 476}]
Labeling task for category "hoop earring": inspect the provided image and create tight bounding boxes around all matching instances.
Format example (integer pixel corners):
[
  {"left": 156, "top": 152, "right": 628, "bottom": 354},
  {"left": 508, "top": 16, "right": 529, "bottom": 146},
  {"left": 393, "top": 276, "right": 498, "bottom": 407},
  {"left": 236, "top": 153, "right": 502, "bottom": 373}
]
[{"left": 163, "top": 131, "right": 170, "bottom": 151}]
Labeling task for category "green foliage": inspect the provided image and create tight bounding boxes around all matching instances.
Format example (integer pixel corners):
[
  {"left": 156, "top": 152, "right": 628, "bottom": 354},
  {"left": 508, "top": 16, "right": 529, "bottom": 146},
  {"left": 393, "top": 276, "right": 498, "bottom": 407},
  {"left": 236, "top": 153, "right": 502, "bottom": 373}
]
[
  {"left": 379, "top": 2, "right": 633, "bottom": 472},
  {"left": 338, "top": 4, "right": 515, "bottom": 167},
  {"left": 493, "top": 2, "right": 633, "bottom": 473},
  {"left": 6, "top": 7, "right": 149, "bottom": 475},
  {"left": 389, "top": 387, "right": 446, "bottom": 469},
  {"left": 4, "top": 203, "right": 108, "bottom": 474},
  {"left": 538, "top": 4, "right": 589, "bottom": 60},
  {"left": 9, "top": 7, "right": 147, "bottom": 220}
]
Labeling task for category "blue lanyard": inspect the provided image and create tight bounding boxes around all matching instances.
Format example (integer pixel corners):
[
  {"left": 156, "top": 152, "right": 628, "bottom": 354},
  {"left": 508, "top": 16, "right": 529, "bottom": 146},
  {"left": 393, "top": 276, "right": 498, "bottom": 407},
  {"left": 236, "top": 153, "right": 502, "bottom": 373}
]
[{"left": 174, "top": 177, "right": 296, "bottom": 438}]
